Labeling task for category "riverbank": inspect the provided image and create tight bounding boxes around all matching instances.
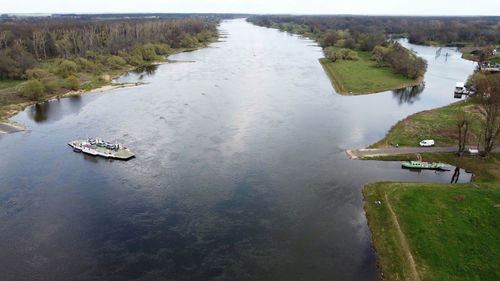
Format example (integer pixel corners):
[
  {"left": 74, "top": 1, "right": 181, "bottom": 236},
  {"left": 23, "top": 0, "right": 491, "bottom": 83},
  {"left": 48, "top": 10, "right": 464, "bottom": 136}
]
[
  {"left": 0, "top": 83, "right": 142, "bottom": 134},
  {"left": 368, "top": 100, "right": 487, "bottom": 148},
  {"left": 362, "top": 152, "right": 500, "bottom": 281},
  {"left": 319, "top": 54, "right": 424, "bottom": 95},
  {"left": 0, "top": 42, "right": 217, "bottom": 134}
]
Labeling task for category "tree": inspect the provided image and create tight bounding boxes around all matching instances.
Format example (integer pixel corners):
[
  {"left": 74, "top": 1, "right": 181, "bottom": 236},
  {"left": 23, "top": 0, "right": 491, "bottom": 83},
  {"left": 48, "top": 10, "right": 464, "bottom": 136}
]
[
  {"left": 371, "top": 45, "right": 387, "bottom": 66},
  {"left": 65, "top": 75, "right": 80, "bottom": 90},
  {"left": 473, "top": 73, "right": 500, "bottom": 156},
  {"left": 23, "top": 80, "right": 46, "bottom": 100},
  {"left": 325, "top": 47, "right": 341, "bottom": 62},
  {"left": 322, "top": 30, "right": 338, "bottom": 47},
  {"left": 57, "top": 60, "right": 78, "bottom": 77},
  {"left": 455, "top": 109, "right": 470, "bottom": 154}
]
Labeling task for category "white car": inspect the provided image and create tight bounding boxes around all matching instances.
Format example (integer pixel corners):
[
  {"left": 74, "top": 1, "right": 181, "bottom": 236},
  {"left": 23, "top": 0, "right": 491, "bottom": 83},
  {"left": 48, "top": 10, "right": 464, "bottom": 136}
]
[
  {"left": 468, "top": 146, "right": 479, "bottom": 154},
  {"left": 419, "top": 139, "right": 435, "bottom": 147}
]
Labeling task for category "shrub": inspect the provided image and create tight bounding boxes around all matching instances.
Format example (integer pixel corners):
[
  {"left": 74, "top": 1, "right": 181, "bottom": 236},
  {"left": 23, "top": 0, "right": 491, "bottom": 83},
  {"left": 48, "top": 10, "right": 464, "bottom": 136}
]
[
  {"left": 25, "top": 68, "right": 50, "bottom": 80},
  {"left": 178, "top": 33, "right": 199, "bottom": 48},
  {"left": 153, "top": 43, "right": 170, "bottom": 55},
  {"left": 345, "top": 50, "right": 359, "bottom": 60},
  {"left": 57, "top": 60, "right": 78, "bottom": 77},
  {"left": 75, "top": 57, "right": 91, "bottom": 71},
  {"left": 141, "top": 44, "right": 157, "bottom": 61},
  {"left": 130, "top": 47, "right": 144, "bottom": 65},
  {"left": 23, "top": 79, "right": 46, "bottom": 100},
  {"left": 65, "top": 75, "right": 80, "bottom": 90},
  {"left": 107, "top": 55, "right": 126, "bottom": 69},
  {"left": 41, "top": 77, "right": 58, "bottom": 93}
]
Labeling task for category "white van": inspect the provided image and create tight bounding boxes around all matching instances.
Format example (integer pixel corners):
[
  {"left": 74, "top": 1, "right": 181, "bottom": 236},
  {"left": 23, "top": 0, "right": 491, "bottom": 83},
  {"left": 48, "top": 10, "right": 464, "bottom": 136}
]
[{"left": 419, "top": 139, "right": 435, "bottom": 147}]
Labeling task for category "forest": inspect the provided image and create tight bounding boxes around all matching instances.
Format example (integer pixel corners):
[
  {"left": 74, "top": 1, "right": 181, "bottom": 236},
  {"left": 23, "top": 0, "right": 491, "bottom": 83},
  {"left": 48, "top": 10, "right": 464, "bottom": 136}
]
[
  {"left": 248, "top": 16, "right": 436, "bottom": 80},
  {"left": 0, "top": 17, "right": 219, "bottom": 80},
  {"left": 248, "top": 15, "right": 500, "bottom": 47}
]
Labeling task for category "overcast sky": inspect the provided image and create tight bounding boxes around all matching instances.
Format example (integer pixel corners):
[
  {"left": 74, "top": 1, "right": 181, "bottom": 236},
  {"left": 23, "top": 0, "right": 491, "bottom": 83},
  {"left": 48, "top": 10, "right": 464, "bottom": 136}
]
[{"left": 1, "top": 0, "right": 499, "bottom": 16}]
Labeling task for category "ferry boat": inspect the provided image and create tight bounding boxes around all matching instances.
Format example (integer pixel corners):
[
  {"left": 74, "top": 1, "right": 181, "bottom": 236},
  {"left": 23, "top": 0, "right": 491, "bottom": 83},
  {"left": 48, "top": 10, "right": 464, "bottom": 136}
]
[
  {"left": 401, "top": 161, "right": 445, "bottom": 170},
  {"left": 68, "top": 137, "right": 135, "bottom": 160}
]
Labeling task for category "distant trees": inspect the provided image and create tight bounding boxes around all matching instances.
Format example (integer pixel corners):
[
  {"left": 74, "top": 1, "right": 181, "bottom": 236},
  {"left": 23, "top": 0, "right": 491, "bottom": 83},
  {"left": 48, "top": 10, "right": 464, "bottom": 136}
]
[
  {"left": 249, "top": 15, "right": 500, "bottom": 47},
  {"left": 250, "top": 16, "right": 428, "bottom": 79},
  {"left": 0, "top": 18, "right": 218, "bottom": 79},
  {"left": 371, "top": 43, "right": 427, "bottom": 79},
  {"left": 0, "top": 43, "right": 36, "bottom": 79}
]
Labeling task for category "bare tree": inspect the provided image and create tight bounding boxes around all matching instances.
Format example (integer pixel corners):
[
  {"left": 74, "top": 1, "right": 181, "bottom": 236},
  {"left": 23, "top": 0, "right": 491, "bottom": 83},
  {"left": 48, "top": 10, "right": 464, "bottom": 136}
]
[
  {"left": 474, "top": 74, "right": 500, "bottom": 156},
  {"left": 455, "top": 109, "right": 470, "bottom": 154}
]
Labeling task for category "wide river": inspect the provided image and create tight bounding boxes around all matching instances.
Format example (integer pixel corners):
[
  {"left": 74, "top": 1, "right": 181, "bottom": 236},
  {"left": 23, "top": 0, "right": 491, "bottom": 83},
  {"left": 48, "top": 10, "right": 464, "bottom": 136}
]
[{"left": 0, "top": 19, "right": 475, "bottom": 280}]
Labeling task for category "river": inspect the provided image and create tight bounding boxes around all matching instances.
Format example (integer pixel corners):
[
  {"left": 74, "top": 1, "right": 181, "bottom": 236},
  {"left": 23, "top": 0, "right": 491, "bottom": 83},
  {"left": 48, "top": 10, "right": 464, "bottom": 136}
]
[{"left": 0, "top": 19, "right": 475, "bottom": 280}]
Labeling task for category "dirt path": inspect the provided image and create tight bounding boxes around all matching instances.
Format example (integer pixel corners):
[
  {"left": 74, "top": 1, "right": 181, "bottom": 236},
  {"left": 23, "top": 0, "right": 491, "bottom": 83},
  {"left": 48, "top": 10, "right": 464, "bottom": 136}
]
[
  {"left": 347, "top": 146, "right": 500, "bottom": 159},
  {"left": 347, "top": 146, "right": 458, "bottom": 159},
  {"left": 384, "top": 191, "right": 421, "bottom": 281}
]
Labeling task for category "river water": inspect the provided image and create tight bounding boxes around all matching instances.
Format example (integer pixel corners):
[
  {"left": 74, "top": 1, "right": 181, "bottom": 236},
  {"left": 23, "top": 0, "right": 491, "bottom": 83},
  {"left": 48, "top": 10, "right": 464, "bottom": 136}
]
[{"left": 0, "top": 19, "right": 475, "bottom": 280}]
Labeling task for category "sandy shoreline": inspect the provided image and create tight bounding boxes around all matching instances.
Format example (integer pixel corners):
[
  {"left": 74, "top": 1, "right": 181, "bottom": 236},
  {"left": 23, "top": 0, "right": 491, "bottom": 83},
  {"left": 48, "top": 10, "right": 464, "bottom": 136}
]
[{"left": 0, "top": 83, "right": 142, "bottom": 134}]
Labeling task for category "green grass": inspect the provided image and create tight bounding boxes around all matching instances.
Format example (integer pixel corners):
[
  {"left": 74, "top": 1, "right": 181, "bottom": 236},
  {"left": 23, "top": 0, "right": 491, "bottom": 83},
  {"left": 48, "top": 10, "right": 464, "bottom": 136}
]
[
  {"left": 364, "top": 181, "right": 500, "bottom": 281},
  {"left": 369, "top": 100, "right": 485, "bottom": 148},
  {"left": 364, "top": 152, "right": 500, "bottom": 280},
  {"left": 491, "top": 57, "right": 500, "bottom": 64},
  {"left": 0, "top": 80, "right": 24, "bottom": 90},
  {"left": 319, "top": 51, "right": 418, "bottom": 95}
]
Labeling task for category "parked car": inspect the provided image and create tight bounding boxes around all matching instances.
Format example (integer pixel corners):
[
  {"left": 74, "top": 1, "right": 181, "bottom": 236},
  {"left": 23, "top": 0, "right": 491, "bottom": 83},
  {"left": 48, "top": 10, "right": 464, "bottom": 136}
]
[
  {"left": 468, "top": 146, "right": 479, "bottom": 154},
  {"left": 419, "top": 139, "right": 435, "bottom": 147}
]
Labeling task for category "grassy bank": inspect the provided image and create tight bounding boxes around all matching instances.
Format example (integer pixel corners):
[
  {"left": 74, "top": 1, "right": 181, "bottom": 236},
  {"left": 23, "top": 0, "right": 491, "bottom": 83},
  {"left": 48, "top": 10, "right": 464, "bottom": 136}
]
[
  {"left": 319, "top": 51, "right": 421, "bottom": 95},
  {"left": 364, "top": 152, "right": 500, "bottom": 281},
  {"left": 369, "top": 100, "right": 487, "bottom": 148}
]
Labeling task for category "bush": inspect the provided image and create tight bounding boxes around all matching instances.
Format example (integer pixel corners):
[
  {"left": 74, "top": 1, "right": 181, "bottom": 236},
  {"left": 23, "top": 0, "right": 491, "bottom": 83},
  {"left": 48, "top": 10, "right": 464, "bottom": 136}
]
[
  {"left": 107, "top": 55, "right": 126, "bottom": 69},
  {"left": 345, "top": 50, "right": 359, "bottom": 60},
  {"left": 65, "top": 75, "right": 80, "bottom": 90},
  {"left": 141, "top": 44, "right": 157, "bottom": 61},
  {"left": 23, "top": 80, "right": 46, "bottom": 100},
  {"left": 130, "top": 47, "right": 145, "bottom": 65},
  {"left": 75, "top": 57, "right": 91, "bottom": 71},
  {"left": 178, "top": 33, "right": 199, "bottom": 48},
  {"left": 57, "top": 60, "right": 78, "bottom": 77},
  {"left": 41, "top": 77, "right": 58, "bottom": 93},
  {"left": 153, "top": 43, "right": 170, "bottom": 56},
  {"left": 25, "top": 68, "right": 50, "bottom": 80}
]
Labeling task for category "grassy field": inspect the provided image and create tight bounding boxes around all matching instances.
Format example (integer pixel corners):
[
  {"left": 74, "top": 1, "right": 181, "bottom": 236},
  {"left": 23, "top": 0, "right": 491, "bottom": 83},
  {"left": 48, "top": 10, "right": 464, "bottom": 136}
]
[
  {"left": 364, "top": 152, "right": 500, "bottom": 281},
  {"left": 319, "top": 51, "right": 420, "bottom": 95},
  {"left": 369, "top": 100, "right": 486, "bottom": 148}
]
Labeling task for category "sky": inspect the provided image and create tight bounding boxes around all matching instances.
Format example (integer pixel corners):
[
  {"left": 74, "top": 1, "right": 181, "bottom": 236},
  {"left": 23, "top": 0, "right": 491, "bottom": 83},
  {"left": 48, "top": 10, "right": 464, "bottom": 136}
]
[{"left": 1, "top": 0, "right": 499, "bottom": 16}]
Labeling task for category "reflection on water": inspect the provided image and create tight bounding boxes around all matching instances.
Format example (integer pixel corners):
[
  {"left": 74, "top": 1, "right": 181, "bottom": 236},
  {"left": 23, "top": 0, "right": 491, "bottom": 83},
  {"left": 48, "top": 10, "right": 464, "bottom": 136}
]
[
  {"left": 113, "top": 64, "right": 159, "bottom": 83},
  {"left": 403, "top": 167, "right": 472, "bottom": 183},
  {"left": 392, "top": 82, "right": 425, "bottom": 105},
  {"left": 133, "top": 64, "right": 159, "bottom": 75},
  {"left": 29, "top": 96, "right": 84, "bottom": 123},
  {"left": 1, "top": 19, "right": 476, "bottom": 281},
  {"left": 30, "top": 102, "right": 50, "bottom": 122}
]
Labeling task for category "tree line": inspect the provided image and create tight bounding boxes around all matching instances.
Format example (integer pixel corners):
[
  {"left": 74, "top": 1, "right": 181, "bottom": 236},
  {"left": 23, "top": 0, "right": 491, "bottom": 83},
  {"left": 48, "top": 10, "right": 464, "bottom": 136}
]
[
  {"left": 249, "top": 15, "right": 500, "bottom": 47},
  {"left": 248, "top": 16, "right": 428, "bottom": 79},
  {"left": 0, "top": 17, "right": 218, "bottom": 79}
]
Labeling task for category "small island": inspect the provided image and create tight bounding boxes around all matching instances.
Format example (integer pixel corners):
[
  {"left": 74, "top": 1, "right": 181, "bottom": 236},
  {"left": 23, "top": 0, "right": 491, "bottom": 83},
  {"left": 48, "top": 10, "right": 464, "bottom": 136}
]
[{"left": 248, "top": 17, "right": 427, "bottom": 95}]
